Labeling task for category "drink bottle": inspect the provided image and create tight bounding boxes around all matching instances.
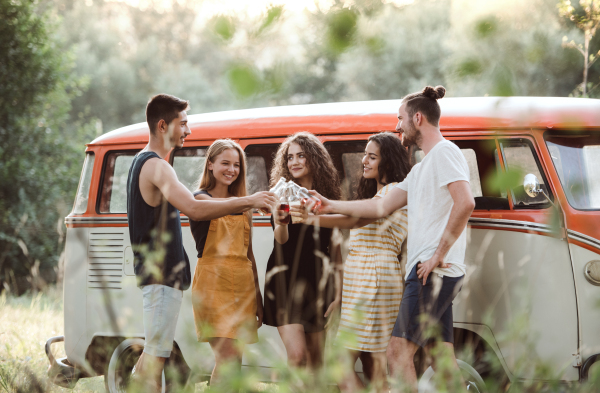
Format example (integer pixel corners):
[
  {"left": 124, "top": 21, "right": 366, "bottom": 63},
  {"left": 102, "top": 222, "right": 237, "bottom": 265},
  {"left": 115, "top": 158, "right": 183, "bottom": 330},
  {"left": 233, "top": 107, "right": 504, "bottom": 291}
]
[
  {"left": 297, "top": 187, "right": 322, "bottom": 213},
  {"left": 278, "top": 194, "right": 290, "bottom": 225},
  {"left": 258, "top": 177, "right": 288, "bottom": 216}
]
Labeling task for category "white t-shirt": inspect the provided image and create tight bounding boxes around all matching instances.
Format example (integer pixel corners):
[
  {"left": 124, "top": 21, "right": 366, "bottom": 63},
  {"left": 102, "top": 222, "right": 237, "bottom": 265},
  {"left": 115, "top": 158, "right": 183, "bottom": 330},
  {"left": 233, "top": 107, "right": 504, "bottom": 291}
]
[{"left": 396, "top": 140, "right": 470, "bottom": 279}]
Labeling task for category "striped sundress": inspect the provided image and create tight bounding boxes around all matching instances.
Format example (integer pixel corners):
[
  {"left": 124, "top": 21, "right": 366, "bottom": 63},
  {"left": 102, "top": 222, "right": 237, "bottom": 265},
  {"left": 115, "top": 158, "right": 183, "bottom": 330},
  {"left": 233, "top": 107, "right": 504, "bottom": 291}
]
[{"left": 337, "top": 183, "right": 408, "bottom": 352}]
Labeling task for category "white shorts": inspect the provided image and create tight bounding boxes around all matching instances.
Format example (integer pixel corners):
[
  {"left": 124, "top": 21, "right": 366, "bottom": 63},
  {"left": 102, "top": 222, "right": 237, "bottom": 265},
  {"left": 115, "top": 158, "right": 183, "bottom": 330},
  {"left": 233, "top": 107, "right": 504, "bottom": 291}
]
[{"left": 141, "top": 284, "right": 183, "bottom": 357}]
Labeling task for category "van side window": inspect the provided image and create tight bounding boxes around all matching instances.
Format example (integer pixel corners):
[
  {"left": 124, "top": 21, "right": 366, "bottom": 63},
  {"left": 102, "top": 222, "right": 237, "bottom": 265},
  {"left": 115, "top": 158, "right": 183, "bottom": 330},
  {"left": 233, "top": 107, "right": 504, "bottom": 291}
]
[
  {"left": 245, "top": 144, "right": 279, "bottom": 195},
  {"left": 73, "top": 152, "right": 95, "bottom": 214},
  {"left": 172, "top": 148, "right": 207, "bottom": 192},
  {"left": 500, "top": 140, "right": 552, "bottom": 208},
  {"left": 545, "top": 131, "right": 600, "bottom": 210},
  {"left": 413, "top": 140, "right": 510, "bottom": 210},
  {"left": 324, "top": 141, "right": 367, "bottom": 200},
  {"left": 98, "top": 152, "right": 137, "bottom": 213}
]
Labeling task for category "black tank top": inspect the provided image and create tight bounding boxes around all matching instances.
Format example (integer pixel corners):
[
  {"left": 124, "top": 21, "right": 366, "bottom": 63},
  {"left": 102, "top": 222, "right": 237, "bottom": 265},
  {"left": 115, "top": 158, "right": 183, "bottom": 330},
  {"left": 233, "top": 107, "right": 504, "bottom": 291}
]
[
  {"left": 189, "top": 190, "right": 243, "bottom": 258},
  {"left": 126, "top": 151, "right": 191, "bottom": 290}
]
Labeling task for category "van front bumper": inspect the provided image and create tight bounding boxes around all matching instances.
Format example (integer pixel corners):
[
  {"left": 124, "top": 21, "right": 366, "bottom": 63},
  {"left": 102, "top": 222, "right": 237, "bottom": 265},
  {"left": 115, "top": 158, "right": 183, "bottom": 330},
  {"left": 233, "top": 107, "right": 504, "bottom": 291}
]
[{"left": 45, "top": 335, "right": 88, "bottom": 389}]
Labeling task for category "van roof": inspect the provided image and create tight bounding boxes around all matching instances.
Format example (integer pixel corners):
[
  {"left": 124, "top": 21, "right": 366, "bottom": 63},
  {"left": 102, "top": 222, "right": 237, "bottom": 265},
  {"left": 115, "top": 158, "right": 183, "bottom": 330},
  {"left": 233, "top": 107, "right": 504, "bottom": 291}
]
[{"left": 90, "top": 96, "right": 600, "bottom": 146}]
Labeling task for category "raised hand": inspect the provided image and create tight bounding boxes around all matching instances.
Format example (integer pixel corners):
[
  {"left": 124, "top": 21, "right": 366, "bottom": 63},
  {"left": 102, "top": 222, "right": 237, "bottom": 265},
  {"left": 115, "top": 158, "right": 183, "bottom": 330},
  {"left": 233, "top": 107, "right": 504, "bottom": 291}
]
[
  {"left": 250, "top": 191, "right": 277, "bottom": 212},
  {"left": 289, "top": 200, "right": 310, "bottom": 224},
  {"left": 307, "top": 190, "right": 332, "bottom": 214}
]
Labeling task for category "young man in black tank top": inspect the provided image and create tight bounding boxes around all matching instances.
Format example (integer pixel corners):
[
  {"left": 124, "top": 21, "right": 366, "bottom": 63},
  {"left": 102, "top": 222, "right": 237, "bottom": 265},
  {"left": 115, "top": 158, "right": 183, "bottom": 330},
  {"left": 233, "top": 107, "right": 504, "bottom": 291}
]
[{"left": 127, "top": 94, "right": 277, "bottom": 392}]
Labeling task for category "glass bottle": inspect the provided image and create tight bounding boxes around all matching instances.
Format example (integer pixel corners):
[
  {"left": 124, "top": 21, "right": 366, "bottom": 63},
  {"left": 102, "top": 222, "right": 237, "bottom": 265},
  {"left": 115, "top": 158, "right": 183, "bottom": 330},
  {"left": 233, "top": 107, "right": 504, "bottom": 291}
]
[{"left": 278, "top": 192, "right": 290, "bottom": 225}]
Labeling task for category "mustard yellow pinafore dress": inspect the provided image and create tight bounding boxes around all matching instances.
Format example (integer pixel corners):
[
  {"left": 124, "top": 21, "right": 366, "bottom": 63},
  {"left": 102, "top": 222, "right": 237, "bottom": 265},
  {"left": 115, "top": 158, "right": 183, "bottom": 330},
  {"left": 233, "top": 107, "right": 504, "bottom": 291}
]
[{"left": 190, "top": 195, "right": 258, "bottom": 344}]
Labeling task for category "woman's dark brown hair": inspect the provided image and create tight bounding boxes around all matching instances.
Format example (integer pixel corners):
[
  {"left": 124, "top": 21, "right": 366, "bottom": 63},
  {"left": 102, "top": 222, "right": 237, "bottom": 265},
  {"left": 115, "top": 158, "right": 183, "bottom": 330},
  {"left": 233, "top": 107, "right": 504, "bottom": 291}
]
[
  {"left": 270, "top": 132, "right": 341, "bottom": 200},
  {"left": 355, "top": 132, "right": 412, "bottom": 200}
]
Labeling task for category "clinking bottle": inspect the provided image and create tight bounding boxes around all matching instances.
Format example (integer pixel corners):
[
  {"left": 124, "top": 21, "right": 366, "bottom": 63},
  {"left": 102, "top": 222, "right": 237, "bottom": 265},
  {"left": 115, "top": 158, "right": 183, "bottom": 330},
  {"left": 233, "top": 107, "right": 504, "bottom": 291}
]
[
  {"left": 278, "top": 191, "right": 290, "bottom": 225},
  {"left": 257, "top": 177, "right": 288, "bottom": 216},
  {"left": 296, "top": 186, "right": 322, "bottom": 214}
]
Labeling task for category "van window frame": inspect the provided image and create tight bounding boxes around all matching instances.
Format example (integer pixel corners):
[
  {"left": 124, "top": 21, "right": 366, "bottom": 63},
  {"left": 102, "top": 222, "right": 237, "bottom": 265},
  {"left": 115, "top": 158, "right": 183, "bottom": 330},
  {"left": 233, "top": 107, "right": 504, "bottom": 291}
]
[
  {"left": 323, "top": 140, "right": 369, "bottom": 201},
  {"left": 72, "top": 152, "right": 96, "bottom": 215},
  {"left": 96, "top": 149, "right": 140, "bottom": 214},
  {"left": 544, "top": 130, "right": 600, "bottom": 212},
  {"left": 413, "top": 136, "right": 512, "bottom": 211},
  {"left": 171, "top": 146, "right": 210, "bottom": 193}
]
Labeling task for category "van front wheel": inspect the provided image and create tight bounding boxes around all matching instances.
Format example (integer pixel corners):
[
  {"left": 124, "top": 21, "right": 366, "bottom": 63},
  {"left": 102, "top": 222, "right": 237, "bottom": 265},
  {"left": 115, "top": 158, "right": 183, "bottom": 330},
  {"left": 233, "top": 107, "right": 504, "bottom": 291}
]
[
  {"left": 105, "top": 338, "right": 165, "bottom": 393},
  {"left": 418, "top": 359, "right": 487, "bottom": 393}
]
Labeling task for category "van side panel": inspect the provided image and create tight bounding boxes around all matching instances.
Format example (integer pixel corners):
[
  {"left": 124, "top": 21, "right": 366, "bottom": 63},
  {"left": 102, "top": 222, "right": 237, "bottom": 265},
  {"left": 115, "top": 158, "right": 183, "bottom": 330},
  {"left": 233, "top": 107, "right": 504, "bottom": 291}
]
[
  {"left": 456, "top": 226, "right": 579, "bottom": 381},
  {"left": 568, "top": 244, "right": 600, "bottom": 360},
  {"left": 63, "top": 227, "right": 89, "bottom": 368}
]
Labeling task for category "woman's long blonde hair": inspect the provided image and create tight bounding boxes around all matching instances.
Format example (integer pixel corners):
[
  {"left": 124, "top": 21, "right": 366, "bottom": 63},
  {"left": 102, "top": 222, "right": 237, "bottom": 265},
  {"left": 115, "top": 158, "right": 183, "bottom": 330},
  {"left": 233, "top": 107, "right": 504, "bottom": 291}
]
[
  {"left": 270, "top": 132, "right": 341, "bottom": 200},
  {"left": 197, "top": 139, "right": 248, "bottom": 198}
]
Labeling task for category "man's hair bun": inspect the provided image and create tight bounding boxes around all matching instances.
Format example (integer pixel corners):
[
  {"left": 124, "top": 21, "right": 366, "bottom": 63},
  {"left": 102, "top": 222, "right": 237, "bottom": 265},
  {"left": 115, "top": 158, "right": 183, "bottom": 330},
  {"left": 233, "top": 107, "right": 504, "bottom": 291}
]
[{"left": 422, "top": 85, "right": 446, "bottom": 100}]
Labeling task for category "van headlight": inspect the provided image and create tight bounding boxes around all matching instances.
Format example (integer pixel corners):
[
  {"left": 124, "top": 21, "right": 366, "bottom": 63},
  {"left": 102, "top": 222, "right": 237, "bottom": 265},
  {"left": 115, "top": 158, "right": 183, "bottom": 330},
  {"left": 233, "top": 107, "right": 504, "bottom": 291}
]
[{"left": 584, "top": 261, "right": 600, "bottom": 286}]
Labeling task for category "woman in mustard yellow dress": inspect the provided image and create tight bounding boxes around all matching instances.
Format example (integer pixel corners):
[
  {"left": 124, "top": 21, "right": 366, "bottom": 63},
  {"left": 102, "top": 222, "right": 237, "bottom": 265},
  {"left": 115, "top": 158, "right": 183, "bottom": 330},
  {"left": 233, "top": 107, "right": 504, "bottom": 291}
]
[{"left": 189, "top": 139, "right": 264, "bottom": 388}]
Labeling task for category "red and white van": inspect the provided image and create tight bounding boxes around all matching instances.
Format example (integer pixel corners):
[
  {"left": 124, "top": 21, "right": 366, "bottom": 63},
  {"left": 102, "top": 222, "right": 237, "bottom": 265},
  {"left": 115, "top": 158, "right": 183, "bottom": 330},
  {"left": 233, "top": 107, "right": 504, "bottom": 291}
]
[{"left": 46, "top": 97, "right": 600, "bottom": 391}]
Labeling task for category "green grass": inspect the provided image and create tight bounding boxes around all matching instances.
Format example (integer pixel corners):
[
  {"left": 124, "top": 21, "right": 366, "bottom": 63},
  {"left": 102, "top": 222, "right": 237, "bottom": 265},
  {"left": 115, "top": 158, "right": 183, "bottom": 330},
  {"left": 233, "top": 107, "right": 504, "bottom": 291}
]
[
  {"left": 2, "top": 288, "right": 600, "bottom": 392},
  {"left": 0, "top": 288, "right": 288, "bottom": 392},
  {"left": 0, "top": 288, "right": 106, "bottom": 392}
]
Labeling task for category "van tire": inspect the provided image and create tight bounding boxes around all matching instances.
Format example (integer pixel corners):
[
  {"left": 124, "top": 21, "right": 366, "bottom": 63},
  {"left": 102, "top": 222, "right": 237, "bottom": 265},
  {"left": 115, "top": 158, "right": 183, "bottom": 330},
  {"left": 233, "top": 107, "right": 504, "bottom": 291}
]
[
  {"left": 105, "top": 338, "right": 166, "bottom": 393},
  {"left": 418, "top": 359, "right": 487, "bottom": 393}
]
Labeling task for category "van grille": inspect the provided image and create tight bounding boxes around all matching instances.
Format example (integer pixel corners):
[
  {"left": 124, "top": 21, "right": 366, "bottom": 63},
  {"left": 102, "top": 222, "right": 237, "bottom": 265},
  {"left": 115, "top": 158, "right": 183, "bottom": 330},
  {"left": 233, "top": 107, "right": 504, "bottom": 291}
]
[{"left": 88, "top": 230, "right": 125, "bottom": 289}]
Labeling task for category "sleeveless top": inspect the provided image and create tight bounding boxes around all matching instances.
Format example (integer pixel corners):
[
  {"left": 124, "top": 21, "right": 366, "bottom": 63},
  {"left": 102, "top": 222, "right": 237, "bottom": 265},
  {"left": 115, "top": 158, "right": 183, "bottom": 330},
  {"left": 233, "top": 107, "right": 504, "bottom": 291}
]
[
  {"left": 263, "top": 216, "right": 334, "bottom": 333},
  {"left": 189, "top": 190, "right": 243, "bottom": 258},
  {"left": 126, "top": 151, "right": 191, "bottom": 290}
]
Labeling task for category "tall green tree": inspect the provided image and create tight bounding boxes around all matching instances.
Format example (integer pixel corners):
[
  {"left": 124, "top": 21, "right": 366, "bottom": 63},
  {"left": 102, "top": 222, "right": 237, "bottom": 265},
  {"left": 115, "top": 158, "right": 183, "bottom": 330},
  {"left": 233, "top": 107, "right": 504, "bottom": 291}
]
[{"left": 0, "top": 0, "right": 93, "bottom": 292}]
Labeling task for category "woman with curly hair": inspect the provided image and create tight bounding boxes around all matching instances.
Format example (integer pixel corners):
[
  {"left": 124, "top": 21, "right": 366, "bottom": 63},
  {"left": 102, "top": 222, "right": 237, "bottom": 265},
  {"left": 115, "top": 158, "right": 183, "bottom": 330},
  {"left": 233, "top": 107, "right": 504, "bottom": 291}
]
[
  {"left": 298, "top": 132, "right": 411, "bottom": 392},
  {"left": 263, "top": 131, "right": 343, "bottom": 369}
]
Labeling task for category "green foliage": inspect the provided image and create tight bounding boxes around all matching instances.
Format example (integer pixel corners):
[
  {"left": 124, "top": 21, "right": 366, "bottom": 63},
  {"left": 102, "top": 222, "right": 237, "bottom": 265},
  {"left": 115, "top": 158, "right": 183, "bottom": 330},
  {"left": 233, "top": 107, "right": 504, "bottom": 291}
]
[
  {"left": 474, "top": 16, "right": 499, "bottom": 39},
  {"left": 326, "top": 8, "right": 359, "bottom": 54},
  {"left": 210, "top": 15, "right": 237, "bottom": 42},
  {"left": 484, "top": 167, "right": 523, "bottom": 194},
  {"left": 228, "top": 63, "right": 262, "bottom": 98},
  {"left": 0, "top": 0, "right": 94, "bottom": 293},
  {"left": 254, "top": 5, "right": 284, "bottom": 37},
  {"left": 557, "top": 0, "right": 600, "bottom": 96},
  {"left": 456, "top": 58, "right": 484, "bottom": 78}
]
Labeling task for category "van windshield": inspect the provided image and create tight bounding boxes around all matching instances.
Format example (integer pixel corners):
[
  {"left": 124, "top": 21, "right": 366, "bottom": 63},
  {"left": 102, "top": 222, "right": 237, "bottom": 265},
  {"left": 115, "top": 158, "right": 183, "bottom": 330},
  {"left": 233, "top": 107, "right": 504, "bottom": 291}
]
[{"left": 545, "top": 131, "right": 600, "bottom": 210}]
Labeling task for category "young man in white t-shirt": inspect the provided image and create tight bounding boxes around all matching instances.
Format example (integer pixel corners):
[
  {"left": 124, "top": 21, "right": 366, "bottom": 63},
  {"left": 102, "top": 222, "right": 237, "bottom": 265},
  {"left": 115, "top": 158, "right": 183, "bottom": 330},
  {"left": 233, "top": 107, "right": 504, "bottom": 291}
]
[{"left": 311, "top": 86, "right": 475, "bottom": 392}]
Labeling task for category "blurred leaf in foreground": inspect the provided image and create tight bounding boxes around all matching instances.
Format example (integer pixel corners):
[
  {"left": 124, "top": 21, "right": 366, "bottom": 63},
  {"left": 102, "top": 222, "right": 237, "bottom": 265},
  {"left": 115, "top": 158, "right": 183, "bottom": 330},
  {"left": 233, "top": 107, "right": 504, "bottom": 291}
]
[
  {"left": 484, "top": 167, "right": 523, "bottom": 194},
  {"left": 209, "top": 15, "right": 236, "bottom": 42},
  {"left": 227, "top": 63, "right": 262, "bottom": 98},
  {"left": 326, "top": 8, "right": 359, "bottom": 54},
  {"left": 254, "top": 5, "right": 284, "bottom": 37}
]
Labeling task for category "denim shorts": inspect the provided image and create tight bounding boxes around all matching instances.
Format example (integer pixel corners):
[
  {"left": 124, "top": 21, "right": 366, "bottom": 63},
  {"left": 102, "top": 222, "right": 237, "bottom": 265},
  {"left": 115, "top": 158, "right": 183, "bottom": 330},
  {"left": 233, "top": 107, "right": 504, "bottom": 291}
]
[
  {"left": 391, "top": 264, "right": 463, "bottom": 347},
  {"left": 141, "top": 284, "right": 183, "bottom": 357}
]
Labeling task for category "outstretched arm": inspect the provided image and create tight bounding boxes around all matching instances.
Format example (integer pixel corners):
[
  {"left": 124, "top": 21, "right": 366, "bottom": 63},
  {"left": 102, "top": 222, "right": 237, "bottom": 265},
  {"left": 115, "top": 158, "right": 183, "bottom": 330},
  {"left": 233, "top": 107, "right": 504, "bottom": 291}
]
[
  {"left": 416, "top": 180, "right": 475, "bottom": 284},
  {"left": 144, "top": 159, "right": 276, "bottom": 221},
  {"left": 310, "top": 187, "right": 407, "bottom": 219},
  {"left": 316, "top": 215, "right": 376, "bottom": 229},
  {"left": 291, "top": 210, "right": 376, "bottom": 229}
]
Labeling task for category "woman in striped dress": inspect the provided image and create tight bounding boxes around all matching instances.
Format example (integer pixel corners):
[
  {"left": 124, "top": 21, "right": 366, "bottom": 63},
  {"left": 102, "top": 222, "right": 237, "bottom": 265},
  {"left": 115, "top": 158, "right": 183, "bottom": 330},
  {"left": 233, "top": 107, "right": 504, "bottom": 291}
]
[{"left": 296, "top": 132, "right": 411, "bottom": 392}]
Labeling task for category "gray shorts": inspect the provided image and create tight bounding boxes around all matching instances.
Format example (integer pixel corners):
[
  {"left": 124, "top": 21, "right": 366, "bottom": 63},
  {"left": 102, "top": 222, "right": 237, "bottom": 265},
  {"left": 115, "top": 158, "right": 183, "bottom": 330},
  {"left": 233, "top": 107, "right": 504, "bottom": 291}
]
[{"left": 141, "top": 284, "right": 183, "bottom": 357}]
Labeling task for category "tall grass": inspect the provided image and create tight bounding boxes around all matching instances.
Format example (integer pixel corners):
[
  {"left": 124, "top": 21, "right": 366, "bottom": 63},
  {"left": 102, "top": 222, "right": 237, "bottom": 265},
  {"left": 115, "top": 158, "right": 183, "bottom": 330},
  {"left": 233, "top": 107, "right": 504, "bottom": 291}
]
[
  {"left": 0, "top": 288, "right": 104, "bottom": 392},
  {"left": 1, "top": 287, "right": 600, "bottom": 392}
]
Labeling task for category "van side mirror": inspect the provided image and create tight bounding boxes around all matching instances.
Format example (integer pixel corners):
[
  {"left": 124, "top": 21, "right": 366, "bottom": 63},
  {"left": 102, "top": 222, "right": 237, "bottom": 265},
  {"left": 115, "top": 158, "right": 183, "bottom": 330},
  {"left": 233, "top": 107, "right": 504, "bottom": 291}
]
[
  {"left": 523, "top": 173, "right": 556, "bottom": 209},
  {"left": 524, "top": 173, "right": 541, "bottom": 198}
]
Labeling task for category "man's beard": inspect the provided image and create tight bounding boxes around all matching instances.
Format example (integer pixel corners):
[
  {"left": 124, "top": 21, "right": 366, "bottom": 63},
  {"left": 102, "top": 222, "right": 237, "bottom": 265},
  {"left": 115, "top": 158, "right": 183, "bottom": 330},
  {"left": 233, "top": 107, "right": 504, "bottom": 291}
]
[{"left": 401, "top": 118, "right": 421, "bottom": 148}]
